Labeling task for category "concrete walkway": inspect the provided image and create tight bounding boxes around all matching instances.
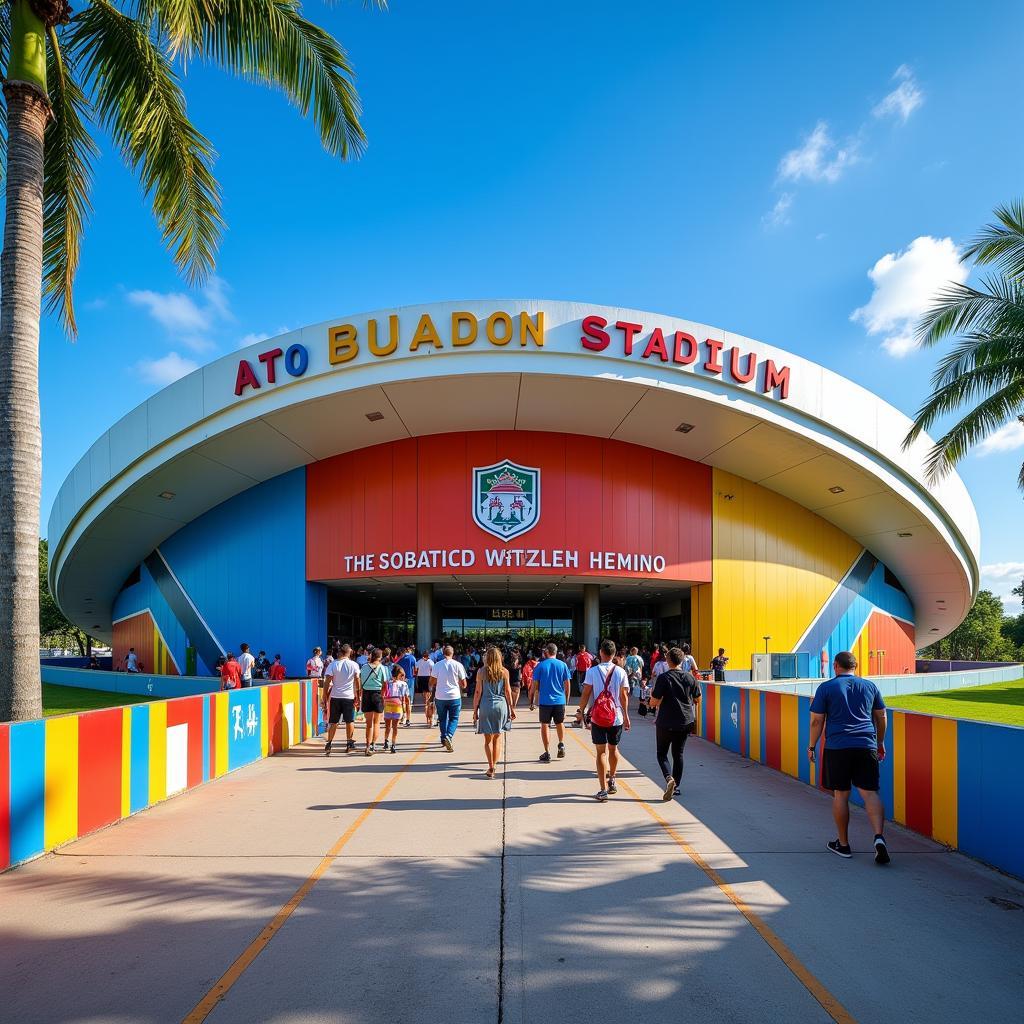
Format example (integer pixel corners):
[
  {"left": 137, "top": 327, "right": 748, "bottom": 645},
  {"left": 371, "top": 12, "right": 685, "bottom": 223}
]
[{"left": 2, "top": 708, "right": 1023, "bottom": 1024}]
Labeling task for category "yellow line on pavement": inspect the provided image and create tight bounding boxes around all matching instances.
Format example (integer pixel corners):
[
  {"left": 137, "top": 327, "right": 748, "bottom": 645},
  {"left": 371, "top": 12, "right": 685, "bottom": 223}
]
[
  {"left": 565, "top": 728, "right": 856, "bottom": 1024},
  {"left": 182, "top": 741, "right": 429, "bottom": 1023}
]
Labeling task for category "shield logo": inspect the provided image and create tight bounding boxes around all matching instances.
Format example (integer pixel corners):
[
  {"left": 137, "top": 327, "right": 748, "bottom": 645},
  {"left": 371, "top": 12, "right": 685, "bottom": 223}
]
[{"left": 472, "top": 460, "right": 541, "bottom": 541}]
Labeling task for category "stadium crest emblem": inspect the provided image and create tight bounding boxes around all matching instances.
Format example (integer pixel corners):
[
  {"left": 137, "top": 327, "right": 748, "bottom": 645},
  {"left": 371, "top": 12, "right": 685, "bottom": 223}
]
[{"left": 472, "top": 461, "right": 541, "bottom": 541}]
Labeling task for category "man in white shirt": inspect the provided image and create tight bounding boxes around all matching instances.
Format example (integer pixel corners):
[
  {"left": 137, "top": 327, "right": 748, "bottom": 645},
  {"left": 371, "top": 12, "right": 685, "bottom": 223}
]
[
  {"left": 237, "top": 643, "right": 256, "bottom": 688},
  {"left": 323, "top": 644, "right": 361, "bottom": 755},
  {"left": 124, "top": 647, "right": 139, "bottom": 673},
  {"left": 415, "top": 650, "right": 436, "bottom": 725},
  {"left": 574, "top": 639, "right": 631, "bottom": 802},
  {"left": 430, "top": 645, "right": 468, "bottom": 752}
]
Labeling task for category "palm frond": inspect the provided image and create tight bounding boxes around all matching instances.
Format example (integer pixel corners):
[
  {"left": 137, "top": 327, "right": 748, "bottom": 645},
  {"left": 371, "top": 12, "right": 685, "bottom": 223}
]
[
  {"left": 198, "top": 0, "right": 366, "bottom": 158},
  {"left": 70, "top": 0, "right": 223, "bottom": 283},
  {"left": 918, "top": 380, "right": 1024, "bottom": 484},
  {"left": 917, "top": 275, "right": 1024, "bottom": 347},
  {"left": 0, "top": 3, "right": 11, "bottom": 176},
  {"left": 961, "top": 199, "right": 1024, "bottom": 282},
  {"left": 43, "top": 28, "right": 99, "bottom": 336}
]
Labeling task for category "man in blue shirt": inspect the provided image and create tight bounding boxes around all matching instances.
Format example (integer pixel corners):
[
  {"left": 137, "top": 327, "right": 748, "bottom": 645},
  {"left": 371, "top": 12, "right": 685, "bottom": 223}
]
[
  {"left": 396, "top": 646, "right": 417, "bottom": 726},
  {"left": 809, "top": 650, "right": 890, "bottom": 864},
  {"left": 532, "top": 642, "right": 571, "bottom": 763}
]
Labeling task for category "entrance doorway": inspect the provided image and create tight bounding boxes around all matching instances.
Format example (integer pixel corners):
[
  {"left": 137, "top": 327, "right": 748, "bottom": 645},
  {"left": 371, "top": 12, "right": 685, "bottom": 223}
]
[{"left": 441, "top": 607, "right": 573, "bottom": 652}]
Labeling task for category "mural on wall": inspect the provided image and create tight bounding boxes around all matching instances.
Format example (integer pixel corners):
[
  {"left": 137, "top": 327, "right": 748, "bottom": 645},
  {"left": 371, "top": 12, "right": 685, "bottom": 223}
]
[{"left": 0, "top": 681, "right": 321, "bottom": 872}]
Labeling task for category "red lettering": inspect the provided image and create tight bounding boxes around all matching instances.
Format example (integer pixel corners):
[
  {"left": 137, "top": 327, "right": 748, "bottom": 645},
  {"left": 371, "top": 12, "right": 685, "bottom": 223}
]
[
  {"left": 703, "top": 338, "right": 724, "bottom": 374},
  {"left": 672, "top": 331, "right": 698, "bottom": 365},
  {"left": 581, "top": 314, "right": 610, "bottom": 350},
  {"left": 257, "top": 347, "right": 284, "bottom": 383},
  {"left": 641, "top": 327, "right": 669, "bottom": 361},
  {"left": 762, "top": 359, "right": 791, "bottom": 400},
  {"left": 615, "top": 320, "right": 643, "bottom": 356},
  {"left": 234, "top": 359, "right": 261, "bottom": 396},
  {"left": 730, "top": 347, "right": 757, "bottom": 383}
]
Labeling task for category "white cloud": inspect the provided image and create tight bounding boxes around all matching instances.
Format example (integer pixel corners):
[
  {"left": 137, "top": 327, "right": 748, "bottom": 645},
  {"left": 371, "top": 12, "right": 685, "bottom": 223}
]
[
  {"left": 777, "top": 121, "right": 858, "bottom": 185},
  {"left": 981, "top": 562, "right": 1024, "bottom": 613},
  {"left": 976, "top": 419, "right": 1024, "bottom": 456},
  {"left": 238, "top": 332, "right": 270, "bottom": 349},
  {"left": 135, "top": 351, "right": 199, "bottom": 386},
  {"left": 127, "top": 275, "right": 232, "bottom": 352},
  {"left": 850, "top": 236, "right": 968, "bottom": 357},
  {"left": 762, "top": 192, "right": 794, "bottom": 229},
  {"left": 873, "top": 65, "right": 924, "bottom": 123}
]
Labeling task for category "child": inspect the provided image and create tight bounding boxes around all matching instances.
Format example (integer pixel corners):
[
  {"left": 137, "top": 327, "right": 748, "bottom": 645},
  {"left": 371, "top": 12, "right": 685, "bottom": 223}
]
[{"left": 382, "top": 666, "right": 410, "bottom": 754}]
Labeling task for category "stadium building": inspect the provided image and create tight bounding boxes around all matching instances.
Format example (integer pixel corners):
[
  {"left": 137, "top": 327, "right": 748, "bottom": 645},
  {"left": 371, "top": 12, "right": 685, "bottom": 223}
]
[{"left": 48, "top": 300, "right": 980, "bottom": 680}]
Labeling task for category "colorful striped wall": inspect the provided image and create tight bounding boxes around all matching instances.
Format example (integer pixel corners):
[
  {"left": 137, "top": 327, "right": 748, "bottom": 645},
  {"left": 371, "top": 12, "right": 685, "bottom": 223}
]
[
  {"left": 0, "top": 681, "right": 323, "bottom": 872},
  {"left": 694, "top": 683, "right": 1024, "bottom": 878}
]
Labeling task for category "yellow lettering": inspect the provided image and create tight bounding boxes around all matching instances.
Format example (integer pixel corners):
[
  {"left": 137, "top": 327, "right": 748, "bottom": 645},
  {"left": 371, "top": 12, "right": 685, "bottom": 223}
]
[
  {"left": 328, "top": 324, "right": 358, "bottom": 364},
  {"left": 368, "top": 315, "right": 399, "bottom": 357},
  {"left": 519, "top": 311, "right": 544, "bottom": 347},
  {"left": 486, "top": 311, "right": 513, "bottom": 346},
  {"left": 451, "top": 312, "right": 478, "bottom": 347},
  {"left": 410, "top": 313, "right": 442, "bottom": 351}
]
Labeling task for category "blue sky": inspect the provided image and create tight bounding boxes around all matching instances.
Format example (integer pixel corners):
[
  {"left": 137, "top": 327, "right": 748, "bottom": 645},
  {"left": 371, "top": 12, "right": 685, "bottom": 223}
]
[{"left": 40, "top": 0, "right": 1024, "bottom": 608}]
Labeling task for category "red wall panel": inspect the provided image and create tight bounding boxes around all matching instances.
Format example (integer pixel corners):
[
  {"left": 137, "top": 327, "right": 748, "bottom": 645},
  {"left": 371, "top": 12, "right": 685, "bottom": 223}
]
[
  {"left": 764, "top": 692, "right": 782, "bottom": 770},
  {"left": 112, "top": 611, "right": 155, "bottom": 676},
  {"left": 167, "top": 697, "right": 205, "bottom": 790},
  {"left": 306, "top": 431, "right": 713, "bottom": 583},
  {"left": 867, "top": 612, "right": 916, "bottom": 675},
  {"left": 905, "top": 715, "right": 933, "bottom": 835},
  {"left": 77, "top": 709, "right": 123, "bottom": 836},
  {"left": 0, "top": 723, "right": 9, "bottom": 871}
]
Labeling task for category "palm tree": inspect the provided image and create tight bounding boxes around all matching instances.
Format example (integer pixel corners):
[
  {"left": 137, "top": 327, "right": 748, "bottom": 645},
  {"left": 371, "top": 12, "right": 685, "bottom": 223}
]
[
  {"left": 904, "top": 201, "right": 1024, "bottom": 492},
  {"left": 0, "top": 0, "right": 381, "bottom": 721}
]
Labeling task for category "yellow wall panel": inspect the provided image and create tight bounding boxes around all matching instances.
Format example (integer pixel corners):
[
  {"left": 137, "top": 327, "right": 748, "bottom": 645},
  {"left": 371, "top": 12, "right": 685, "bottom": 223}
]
[
  {"left": 931, "top": 718, "right": 958, "bottom": 846},
  {"left": 44, "top": 716, "right": 79, "bottom": 849},
  {"left": 710, "top": 469, "right": 861, "bottom": 672},
  {"left": 148, "top": 701, "right": 167, "bottom": 805}
]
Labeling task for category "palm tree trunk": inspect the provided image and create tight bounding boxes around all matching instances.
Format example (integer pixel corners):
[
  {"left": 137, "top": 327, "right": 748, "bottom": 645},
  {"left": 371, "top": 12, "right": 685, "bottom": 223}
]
[{"left": 0, "top": 78, "right": 49, "bottom": 722}]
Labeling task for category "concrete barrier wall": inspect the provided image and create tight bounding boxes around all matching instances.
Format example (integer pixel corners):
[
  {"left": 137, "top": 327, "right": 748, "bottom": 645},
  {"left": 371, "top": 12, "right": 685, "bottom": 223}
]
[
  {"left": 0, "top": 680, "right": 323, "bottom": 872},
  {"left": 41, "top": 665, "right": 222, "bottom": 698},
  {"left": 695, "top": 682, "right": 1024, "bottom": 878}
]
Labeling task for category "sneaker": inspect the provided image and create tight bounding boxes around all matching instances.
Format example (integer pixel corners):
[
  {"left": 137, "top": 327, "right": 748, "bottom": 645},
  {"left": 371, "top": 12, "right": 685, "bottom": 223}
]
[
  {"left": 595, "top": 790, "right": 609, "bottom": 802},
  {"left": 539, "top": 750, "right": 552, "bottom": 763},
  {"left": 324, "top": 740, "right": 332, "bottom": 757},
  {"left": 391, "top": 743, "right": 398, "bottom": 754},
  {"left": 443, "top": 737, "right": 454, "bottom": 753},
  {"left": 874, "top": 835, "right": 890, "bottom": 865},
  {"left": 365, "top": 746, "right": 372, "bottom": 757},
  {"left": 607, "top": 777, "right": 618, "bottom": 795},
  {"left": 346, "top": 739, "right": 355, "bottom": 753},
  {"left": 557, "top": 743, "right": 565, "bottom": 759},
  {"left": 662, "top": 777, "right": 676, "bottom": 802},
  {"left": 827, "top": 839, "right": 852, "bottom": 859}
]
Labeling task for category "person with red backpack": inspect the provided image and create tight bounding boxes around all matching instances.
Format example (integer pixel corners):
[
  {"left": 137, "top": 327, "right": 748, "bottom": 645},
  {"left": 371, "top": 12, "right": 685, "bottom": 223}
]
[{"left": 574, "top": 639, "right": 631, "bottom": 802}]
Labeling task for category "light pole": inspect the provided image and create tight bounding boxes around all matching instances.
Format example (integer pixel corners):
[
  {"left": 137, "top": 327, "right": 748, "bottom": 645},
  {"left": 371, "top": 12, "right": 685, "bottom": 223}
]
[{"left": 763, "top": 635, "right": 771, "bottom": 653}]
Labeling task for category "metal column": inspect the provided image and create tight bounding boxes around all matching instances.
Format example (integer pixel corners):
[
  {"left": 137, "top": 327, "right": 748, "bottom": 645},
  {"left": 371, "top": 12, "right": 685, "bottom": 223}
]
[
  {"left": 583, "top": 583, "right": 600, "bottom": 654},
  {"left": 416, "top": 582, "right": 434, "bottom": 654}
]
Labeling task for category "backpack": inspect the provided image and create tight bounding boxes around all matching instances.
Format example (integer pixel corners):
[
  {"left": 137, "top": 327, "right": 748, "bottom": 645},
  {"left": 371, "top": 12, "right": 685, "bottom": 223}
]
[{"left": 590, "top": 666, "right": 619, "bottom": 728}]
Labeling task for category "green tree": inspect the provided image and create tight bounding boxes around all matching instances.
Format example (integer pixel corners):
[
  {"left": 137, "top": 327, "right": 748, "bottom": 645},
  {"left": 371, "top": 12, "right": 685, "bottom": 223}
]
[
  {"left": 903, "top": 202, "right": 1024, "bottom": 490},
  {"left": 38, "top": 538, "right": 91, "bottom": 654},
  {"left": 919, "top": 590, "right": 1016, "bottom": 661},
  {"left": 0, "top": 1, "right": 382, "bottom": 722}
]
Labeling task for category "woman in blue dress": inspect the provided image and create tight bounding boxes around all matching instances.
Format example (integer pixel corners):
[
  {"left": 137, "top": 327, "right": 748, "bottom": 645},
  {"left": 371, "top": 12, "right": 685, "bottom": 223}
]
[{"left": 473, "top": 646, "right": 516, "bottom": 778}]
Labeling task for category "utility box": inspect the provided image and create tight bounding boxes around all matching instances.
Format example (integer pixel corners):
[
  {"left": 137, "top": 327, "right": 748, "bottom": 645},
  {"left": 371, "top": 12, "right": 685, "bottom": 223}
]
[
  {"left": 185, "top": 645, "right": 197, "bottom": 676},
  {"left": 751, "top": 653, "right": 770, "bottom": 682}
]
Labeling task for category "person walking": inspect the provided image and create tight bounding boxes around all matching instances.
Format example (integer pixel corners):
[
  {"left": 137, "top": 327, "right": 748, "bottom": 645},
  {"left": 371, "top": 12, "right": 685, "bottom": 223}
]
[
  {"left": 430, "top": 644, "right": 468, "bottom": 752},
  {"left": 572, "top": 643, "right": 592, "bottom": 697},
  {"left": 123, "top": 647, "right": 140, "bottom": 673},
  {"left": 396, "top": 645, "right": 417, "bottom": 726},
  {"left": 237, "top": 643, "right": 256, "bottom": 688},
  {"left": 808, "top": 651, "right": 890, "bottom": 864},
  {"left": 711, "top": 648, "right": 729, "bottom": 682},
  {"left": 507, "top": 648, "right": 523, "bottom": 709},
  {"left": 360, "top": 648, "right": 388, "bottom": 755},
  {"left": 648, "top": 647, "right": 702, "bottom": 801},
  {"left": 254, "top": 650, "right": 271, "bottom": 680},
  {"left": 382, "top": 666, "right": 411, "bottom": 753},
  {"left": 472, "top": 646, "right": 515, "bottom": 778},
  {"left": 416, "top": 650, "right": 436, "bottom": 726},
  {"left": 269, "top": 654, "right": 286, "bottom": 681},
  {"left": 323, "top": 644, "right": 360, "bottom": 756},
  {"left": 523, "top": 651, "right": 538, "bottom": 710},
  {"left": 680, "top": 643, "right": 699, "bottom": 679},
  {"left": 574, "top": 640, "right": 631, "bottom": 801},
  {"left": 533, "top": 642, "right": 571, "bottom": 763},
  {"left": 624, "top": 647, "right": 644, "bottom": 707}
]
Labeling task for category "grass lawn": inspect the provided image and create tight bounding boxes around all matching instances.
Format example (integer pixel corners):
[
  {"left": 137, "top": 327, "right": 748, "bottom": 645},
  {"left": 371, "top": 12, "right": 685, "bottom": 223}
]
[
  {"left": 886, "top": 676, "right": 1024, "bottom": 727},
  {"left": 42, "top": 683, "right": 155, "bottom": 718}
]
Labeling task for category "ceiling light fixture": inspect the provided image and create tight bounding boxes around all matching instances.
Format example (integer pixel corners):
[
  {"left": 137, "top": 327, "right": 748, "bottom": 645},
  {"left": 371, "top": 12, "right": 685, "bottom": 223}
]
[
  {"left": 897, "top": 531, "right": 913, "bottom": 538},
  {"left": 828, "top": 485, "right": 845, "bottom": 494},
  {"left": 676, "top": 423, "right": 695, "bottom": 433},
  {"left": 365, "top": 411, "right": 384, "bottom": 422},
  {"left": 158, "top": 491, "right": 175, "bottom": 500}
]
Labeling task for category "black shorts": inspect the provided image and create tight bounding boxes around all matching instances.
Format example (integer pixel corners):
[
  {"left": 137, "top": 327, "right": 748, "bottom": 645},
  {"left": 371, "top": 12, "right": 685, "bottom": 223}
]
[
  {"left": 361, "top": 690, "right": 384, "bottom": 714},
  {"left": 822, "top": 747, "right": 880, "bottom": 792},
  {"left": 329, "top": 697, "right": 355, "bottom": 724},
  {"left": 416, "top": 677, "right": 432, "bottom": 693},
  {"left": 539, "top": 704, "right": 565, "bottom": 725},
  {"left": 591, "top": 723, "right": 623, "bottom": 746}
]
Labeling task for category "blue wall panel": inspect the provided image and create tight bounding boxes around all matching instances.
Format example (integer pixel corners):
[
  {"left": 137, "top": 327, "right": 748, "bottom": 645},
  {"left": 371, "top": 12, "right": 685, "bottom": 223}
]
[
  {"left": 112, "top": 562, "right": 190, "bottom": 674},
  {"left": 9, "top": 720, "right": 45, "bottom": 864},
  {"left": 129, "top": 706, "right": 151, "bottom": 813},
  {"left": 159, "top": 468, "right": 325, "bottom": 678}
]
